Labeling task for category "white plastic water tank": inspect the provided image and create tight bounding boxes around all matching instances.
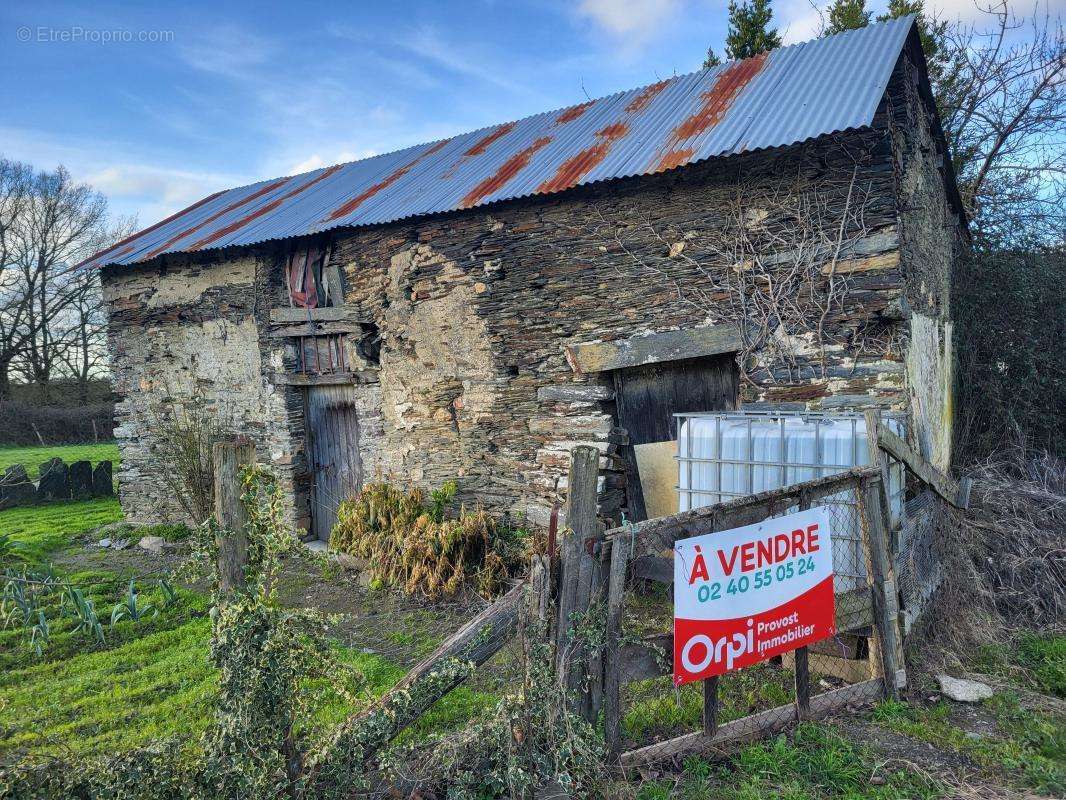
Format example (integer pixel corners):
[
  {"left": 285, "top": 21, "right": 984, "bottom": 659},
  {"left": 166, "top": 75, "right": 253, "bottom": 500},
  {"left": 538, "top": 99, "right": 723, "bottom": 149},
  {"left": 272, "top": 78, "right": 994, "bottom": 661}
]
[{"left": 676, "top": 412, "right": 904, "bottom": 593}]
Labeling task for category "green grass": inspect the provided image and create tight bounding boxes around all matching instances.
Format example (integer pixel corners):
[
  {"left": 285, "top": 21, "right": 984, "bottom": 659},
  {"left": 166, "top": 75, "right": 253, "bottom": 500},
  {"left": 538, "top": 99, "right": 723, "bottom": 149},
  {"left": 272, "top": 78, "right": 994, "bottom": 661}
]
[
  {"left": 0, "top": 599, "right": 494, "bottom": 761},
  {"left": 636, "top": 723, "right": 942, "bottom": 799},
  {"left": 974, "top": 633, "right": 1066, "bottom": 698},
  {"left": 624, "top": 662, "right": 795, "bottom": 744},
  {"left": 0, "top": 443, "right": 119, "bottom": 479},
  {"left": 1017, "top": 634, "right": 1066, "bottom": 698},
  {"left": 0, "top": 498, "right": 122, "bottom": 563},
  {"left": 873, "top": 696, "right": 1065, "bottom": 795}
]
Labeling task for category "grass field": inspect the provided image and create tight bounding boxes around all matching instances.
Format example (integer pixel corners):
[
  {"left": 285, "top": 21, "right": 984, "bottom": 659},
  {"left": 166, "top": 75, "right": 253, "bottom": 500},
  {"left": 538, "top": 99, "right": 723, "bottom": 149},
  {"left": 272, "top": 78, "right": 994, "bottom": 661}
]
[
  {"left": 0, "top": 442, "right": 494, "bottom": 764},
  {"left": 0, "top": 442, "right": 119, "bottom": 479},
  {"left": 1, "top": 443, "right": 1062, "bottom": 799}
]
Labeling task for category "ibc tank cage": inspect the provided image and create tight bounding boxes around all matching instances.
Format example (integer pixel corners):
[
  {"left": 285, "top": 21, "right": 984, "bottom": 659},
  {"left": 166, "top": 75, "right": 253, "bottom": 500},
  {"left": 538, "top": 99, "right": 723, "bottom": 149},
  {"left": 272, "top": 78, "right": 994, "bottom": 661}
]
[{"left": 674, "top": 410, "right": 907, "bottom": 594}]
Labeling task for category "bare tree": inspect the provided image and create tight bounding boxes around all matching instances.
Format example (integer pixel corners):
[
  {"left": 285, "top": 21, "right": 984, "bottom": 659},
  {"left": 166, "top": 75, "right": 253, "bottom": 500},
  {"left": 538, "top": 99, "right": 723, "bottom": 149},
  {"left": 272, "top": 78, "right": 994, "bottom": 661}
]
[
  {"left": 1, "top": 162, "right": 115, "bottom": 401},
  {"left": 0, "top": 159, "right": 35, "bottom": 401},
  {"left": 53, "top": 269, "right": 110, "bottom": 403},
  {"left": 935, "top": 3, "right": 1065, "bottom": 246}
]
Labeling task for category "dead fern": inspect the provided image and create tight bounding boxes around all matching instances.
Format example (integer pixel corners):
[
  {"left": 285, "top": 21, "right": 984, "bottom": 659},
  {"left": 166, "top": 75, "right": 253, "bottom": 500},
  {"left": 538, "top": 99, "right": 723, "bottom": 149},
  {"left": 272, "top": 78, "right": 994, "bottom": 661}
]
[{"left": 329, "top": 481, "right": 529, "bottom": 599}]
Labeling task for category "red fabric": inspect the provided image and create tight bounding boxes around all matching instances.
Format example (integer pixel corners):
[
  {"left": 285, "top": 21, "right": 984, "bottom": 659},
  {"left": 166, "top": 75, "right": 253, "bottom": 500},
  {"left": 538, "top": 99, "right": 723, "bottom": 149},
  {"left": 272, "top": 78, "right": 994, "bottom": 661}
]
[{"left": 287, "top": 247, "right": 320, "bottom": 308}]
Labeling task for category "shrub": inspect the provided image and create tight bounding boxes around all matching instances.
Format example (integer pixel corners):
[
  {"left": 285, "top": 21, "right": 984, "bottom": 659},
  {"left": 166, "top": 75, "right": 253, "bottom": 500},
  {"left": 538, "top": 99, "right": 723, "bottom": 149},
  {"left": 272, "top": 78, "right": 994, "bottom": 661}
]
[
  {"left": 329, "top": 481, "right": 530, "bottom": 599},
  {"left": 0, "top": 401, "right": 114, "bottom": 446}
]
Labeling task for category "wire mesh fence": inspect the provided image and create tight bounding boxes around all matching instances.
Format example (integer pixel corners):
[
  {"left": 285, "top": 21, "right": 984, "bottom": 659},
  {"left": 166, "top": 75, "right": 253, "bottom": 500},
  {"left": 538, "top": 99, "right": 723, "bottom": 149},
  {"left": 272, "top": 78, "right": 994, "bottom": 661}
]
[
  {"left": 605, "top": 473, "right": 897, "bottom": 764},
  {"left": 895, "top": 489, "right": 943, "bottom": 631}
]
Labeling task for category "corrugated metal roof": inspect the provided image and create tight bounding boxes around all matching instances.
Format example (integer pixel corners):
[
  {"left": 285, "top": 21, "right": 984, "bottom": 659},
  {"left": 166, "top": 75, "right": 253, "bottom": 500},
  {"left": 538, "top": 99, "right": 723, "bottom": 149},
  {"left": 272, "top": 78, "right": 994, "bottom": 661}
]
[{"left": 83, "top": 17, "right": 915, "bottom": 270}]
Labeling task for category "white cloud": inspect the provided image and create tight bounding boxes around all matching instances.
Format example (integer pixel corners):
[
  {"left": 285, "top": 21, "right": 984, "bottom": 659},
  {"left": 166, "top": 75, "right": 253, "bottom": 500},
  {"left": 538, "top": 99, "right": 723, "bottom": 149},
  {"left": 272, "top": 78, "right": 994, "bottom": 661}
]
[
  {"left": 577, "top": 0, "right": 682, "bottom": 40},
  {"left": 285, "top": 150, "right": 378, "bottom": 175},
  {"left": 397, "top": 26, "right": 541, "bottom": 97},
  {"left": 177, "top": 25, "right": 278, "bottom": 80},
  {"left": 0, "top": 124, "right": 243, "bottom": 224}
]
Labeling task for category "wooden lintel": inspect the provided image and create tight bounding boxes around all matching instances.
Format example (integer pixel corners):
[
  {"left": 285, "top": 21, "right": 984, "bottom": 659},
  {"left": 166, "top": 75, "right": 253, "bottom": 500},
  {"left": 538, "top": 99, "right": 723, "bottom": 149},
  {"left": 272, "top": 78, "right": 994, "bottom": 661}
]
[
  {"left": 269, "top": 306, "right": 367, "bottom": 325},
  {"left": 269, "top": 370, "right": 377, "bottom": 387},
  {"left": 620, "top": 672, "right": 903, "bottom": 768},
  {"left": 536, "top": 384, "right": 616, "bottom": 402},
  {"left": 267, "top": 320, "right": 364, "bottom": 338},
  {"left": 566, "top": 324, "right": 741, "bottom": 374},
  {"left": 875, "top": 423, "right": 966, "bottom": 508},
  {"left": 600, "top": 466, "right": 878, "bottom": 562}
]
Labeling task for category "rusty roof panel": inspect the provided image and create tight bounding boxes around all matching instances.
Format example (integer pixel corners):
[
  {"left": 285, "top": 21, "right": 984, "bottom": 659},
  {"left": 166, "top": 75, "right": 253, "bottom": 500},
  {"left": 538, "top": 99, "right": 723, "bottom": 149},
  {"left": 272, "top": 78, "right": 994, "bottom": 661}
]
[{"left": 82, "top": 17, "right": 914, "bottom": 269}]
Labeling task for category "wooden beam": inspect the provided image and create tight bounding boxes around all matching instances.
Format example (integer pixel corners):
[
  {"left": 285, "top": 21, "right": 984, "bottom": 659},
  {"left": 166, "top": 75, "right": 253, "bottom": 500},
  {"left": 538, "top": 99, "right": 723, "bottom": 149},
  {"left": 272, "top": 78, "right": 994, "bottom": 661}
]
[
  {"left": 620, "top": 673, "right": 902, "bottom": 769},
  {"left": 604, "top": 525, "right": 631, "bottom": 760},
  {"left": 269, "top": 370, "right": 378, "bottom": 387},
  {"left": 556, "top": 445, "right": 601, "bottom": 709},
  {"left": 311, "top": 581, "right": 525, "bottom": 781},
  {"left": 212, "top": 439, "right": 256, "bottom": 596},
  {"left": 600, "top": 466, "right": 878, "bottom": 563},
  {"left": 703, "top": 676, "right": 719, "bottom": 736},
  {"left": 861, "top": 478, "right": 903, "bottom": 699},
  {"left": 269, "top": 306, "right": 366, "bottom": 324},
  {"left": 566, "top": 324, "right": 742, "bottom": 374},
  {"left": 874, "top": 422, "right": 967, "bottom": 509},
  {"left": 267, "top": 320, "right": 364, "bottom": 338}
]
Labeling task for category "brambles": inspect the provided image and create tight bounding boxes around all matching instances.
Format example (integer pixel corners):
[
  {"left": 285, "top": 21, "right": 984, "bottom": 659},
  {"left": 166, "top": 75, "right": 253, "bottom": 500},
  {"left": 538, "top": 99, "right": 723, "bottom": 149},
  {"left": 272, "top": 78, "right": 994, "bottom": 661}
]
[{"left": 330, "top": 480, "right": 531, "bottom": 599}]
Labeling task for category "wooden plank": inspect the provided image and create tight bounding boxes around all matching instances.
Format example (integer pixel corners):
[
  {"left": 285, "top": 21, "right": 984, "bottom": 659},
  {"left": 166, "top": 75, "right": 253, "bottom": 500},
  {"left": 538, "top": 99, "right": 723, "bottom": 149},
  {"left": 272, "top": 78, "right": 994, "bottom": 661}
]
[
  {"left": 861, "top": 478, "right": 903, "bottom": 699},
  {"left": 311, "top": 581, "right": 526, "bottom": 782},
  {"left": 874, "top": 421, "right": 966, "bottom": 509},
  {"left": 267, "top": 320, "right": 363, "bottom": 338},
  {"left": 600, "top": 466, "right": 879, "bottom": 562},
  {"left": 820, "top": 251, "right": 900, "bottom": 275},
  {"left": 213, "top": 439, "right": 255, "bottom": 596},
  {"left": 556, "top": 446, "right": 600, "bottom": 701},
  {"left": 794, "top": 646, "right": 811, "bottom": 719},
  {"left": 307, "top": 385, "right": 363, "bottom": 541},
  {"left": 703, "top": 676, "right": 719, "bottom": 736},
  {"left": 566, "top": 325, "right": 742, "bottom": 374},
  {"left": 270, "top": 370, "right": 378, "bottom": 387},
  {"left": 620, "top": 673, "right": 901, "bottom": 769},
  {"left": 611, "top": 353, "right": 736, "bottom": 523},
  {"left": 270, "top": 306, "right": 366, "bottom": 324},
  {"left": 537, "top": 384, "right": 615, "bottom": 402},
  {"left": 604, "top": 528, "right": 630, "bottom": 760},
  {"left": 794, "top": 489, "right": 812, "bottom": 718}
]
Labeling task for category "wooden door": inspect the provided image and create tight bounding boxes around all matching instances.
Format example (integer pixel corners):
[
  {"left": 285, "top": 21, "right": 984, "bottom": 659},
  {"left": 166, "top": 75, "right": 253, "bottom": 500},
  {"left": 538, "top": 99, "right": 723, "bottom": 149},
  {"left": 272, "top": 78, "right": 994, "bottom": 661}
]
[
  {"left": 306, "top": 385, "right": 363, "bottom": 541},
  {"left": 613, "top": 353, "right": 738, "bottom": 520}
]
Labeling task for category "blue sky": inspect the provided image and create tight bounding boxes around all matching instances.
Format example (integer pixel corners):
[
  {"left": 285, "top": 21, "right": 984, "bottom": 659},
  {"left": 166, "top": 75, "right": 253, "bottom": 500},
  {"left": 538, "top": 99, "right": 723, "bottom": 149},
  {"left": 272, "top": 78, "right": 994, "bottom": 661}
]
[{"left": 1, "top": 0, "right": 992, "bottom": 227}]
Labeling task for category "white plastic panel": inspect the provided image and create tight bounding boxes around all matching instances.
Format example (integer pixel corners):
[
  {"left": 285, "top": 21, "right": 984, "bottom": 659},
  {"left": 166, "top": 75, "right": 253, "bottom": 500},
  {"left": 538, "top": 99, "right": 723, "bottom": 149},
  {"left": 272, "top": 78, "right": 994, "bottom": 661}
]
[{"left": 676, "top": 411, "right": 905, "bottom": 593}]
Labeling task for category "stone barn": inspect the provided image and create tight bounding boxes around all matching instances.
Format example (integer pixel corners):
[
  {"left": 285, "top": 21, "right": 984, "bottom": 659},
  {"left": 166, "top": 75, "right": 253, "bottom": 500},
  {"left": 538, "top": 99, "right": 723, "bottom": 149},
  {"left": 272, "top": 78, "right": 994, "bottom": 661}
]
[{"left": 83, "top": 17, "right": 966, "bottom": 538}]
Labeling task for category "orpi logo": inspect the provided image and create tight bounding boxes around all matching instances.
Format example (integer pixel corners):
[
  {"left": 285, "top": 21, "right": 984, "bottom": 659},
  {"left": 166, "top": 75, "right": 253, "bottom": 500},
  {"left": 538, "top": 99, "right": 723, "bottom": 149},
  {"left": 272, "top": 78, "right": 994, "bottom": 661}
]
[{"left": 679, "top": 618, "right": 754, "bottom": 674}]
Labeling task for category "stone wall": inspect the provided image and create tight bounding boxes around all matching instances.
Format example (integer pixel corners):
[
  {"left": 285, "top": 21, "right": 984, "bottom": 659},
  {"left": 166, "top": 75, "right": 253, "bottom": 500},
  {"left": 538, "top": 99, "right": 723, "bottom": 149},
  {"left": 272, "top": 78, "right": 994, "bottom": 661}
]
[
  {"left": 102, "top": 48, "right": 962, "bottom": 528},
  {"left": 102, "top": 253, "right": 305, "bottom": 526},
  {"left": 332, "top": 135, "right": 908, "bottom": 524},
  {"left": 885, "top": 40, "right": 966, "bottom": 470}
]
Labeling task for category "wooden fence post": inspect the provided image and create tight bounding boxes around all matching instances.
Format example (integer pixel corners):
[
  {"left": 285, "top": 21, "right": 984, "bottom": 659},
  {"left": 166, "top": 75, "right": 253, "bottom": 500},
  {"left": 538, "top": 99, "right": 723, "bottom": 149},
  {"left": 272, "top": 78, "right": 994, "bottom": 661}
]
[
  {"left": 861, "top": 476, "right": 903, "bottom": 699},
  {"left": 794, "top": 490, "right": 812, "bottom": 718},
  {"left": 555, "top": 446, "right": 602, "bottom": 717},
  {"left": 604, "top": 526, "right": 630, "bottom": 760},
  {"left": 213, "top": 438, "right": 256, "bottom": 596}
]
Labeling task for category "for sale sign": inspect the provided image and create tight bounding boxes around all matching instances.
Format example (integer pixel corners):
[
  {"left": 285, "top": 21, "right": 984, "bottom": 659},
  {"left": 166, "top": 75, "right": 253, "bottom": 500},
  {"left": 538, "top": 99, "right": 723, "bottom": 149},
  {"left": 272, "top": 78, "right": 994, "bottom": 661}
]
[{"left": 673, "top": 507, "right": 835, "bottom": 686}]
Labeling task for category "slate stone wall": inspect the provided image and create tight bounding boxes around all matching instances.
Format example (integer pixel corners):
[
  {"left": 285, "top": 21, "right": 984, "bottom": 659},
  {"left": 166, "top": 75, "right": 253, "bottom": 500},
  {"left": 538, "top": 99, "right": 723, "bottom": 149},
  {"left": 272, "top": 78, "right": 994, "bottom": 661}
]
[
  {"left": 102, "top": 254, "right": 306, "bottom": 526},
  {"left": 101, "top": 48, "right": 962, "bottom": 528}
]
